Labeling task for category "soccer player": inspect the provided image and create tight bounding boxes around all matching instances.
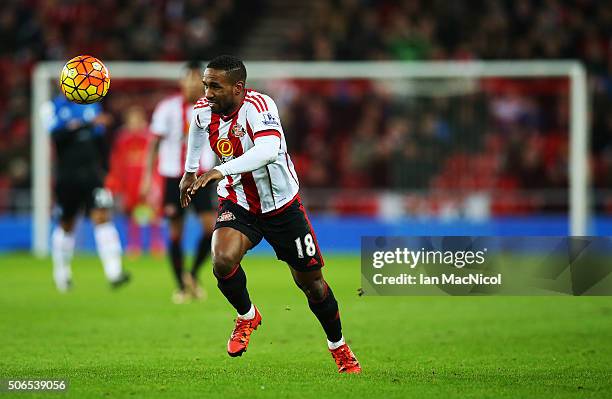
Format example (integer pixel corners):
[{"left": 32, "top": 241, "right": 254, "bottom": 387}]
[
  {"left": 106, "top": 105, "right": 164, "bottom": 256},
  {"left": 141, "top": 61, "right": 217, "bottom": 303},
  {"left": 46, "top": 94, "right": 130, "bottom": 292},
  {"left": 180, "top": 55, "right": 361, "bottom": 373}
]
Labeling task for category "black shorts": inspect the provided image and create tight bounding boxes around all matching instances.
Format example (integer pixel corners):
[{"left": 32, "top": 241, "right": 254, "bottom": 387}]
[
  {"left": 163, "top": 176, "right": 216, "bottom": 218},
  {"left": 55, "top": 177, "right": 112, "bottom": 221},
  {"left": 214, "top": 196, "right": 324, "bottom": 272}
]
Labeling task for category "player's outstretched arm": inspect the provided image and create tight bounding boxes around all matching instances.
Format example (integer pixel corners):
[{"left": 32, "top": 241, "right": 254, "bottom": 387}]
[
  {"left": 184, "top": 112, "right": 207, "bottom": 174},
  {"left": 182, "top": 109, "right": 212, "bottom": 207},
  {"left": 185, "top": 135, "right": 280, "bottom": 205},
  {"left": 213, "top": 135, "right": 280, "bottom": 176},
  {"left": 186, "top": 169, "right": 223, "bottom": 202},
  {"left": 179, "top": 171, "right": 198, "bottom": 208}
]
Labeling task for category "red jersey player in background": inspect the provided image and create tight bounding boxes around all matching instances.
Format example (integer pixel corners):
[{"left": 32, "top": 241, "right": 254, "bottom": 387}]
[
  {"left": 106, "top": 106, "right": 164, "bottom": 256},
  {"left": 141, "top": 61, "right": 217, "bottom": 304},
  {"left": 180, "top": 55, "right": 361, "bottom": 373}
]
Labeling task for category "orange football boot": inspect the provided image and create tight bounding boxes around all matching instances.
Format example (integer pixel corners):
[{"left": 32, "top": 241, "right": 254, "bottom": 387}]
[
  {"left": 227, "top": 306, "right": 262, "bottom": 357},
  {"left": 330, "top": 344, "right": 361, "bottom": 373}
]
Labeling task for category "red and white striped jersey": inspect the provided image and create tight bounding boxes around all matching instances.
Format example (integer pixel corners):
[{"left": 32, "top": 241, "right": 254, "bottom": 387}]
[
  {"left": 187, "top": 89, "right": 300, "bottom": 214},
  {"left": 150, "top": 94, "right": 216, "bottom": 177}
]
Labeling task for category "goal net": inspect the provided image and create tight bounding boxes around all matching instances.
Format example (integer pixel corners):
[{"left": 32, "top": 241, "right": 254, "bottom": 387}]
[{"left": 31, "top": 61, "right": 589, "bottom": 257}]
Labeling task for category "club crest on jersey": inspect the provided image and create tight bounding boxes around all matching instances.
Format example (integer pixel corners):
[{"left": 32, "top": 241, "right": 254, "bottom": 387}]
[
  {"left": 262, "top": 112, "right": 280, "bottom": 127},
  {"left": 230, "top": 122, "right": 246, "bottom": 138},
  {"left": 217, "top": 210, "right": 236, "bottom": 222}
]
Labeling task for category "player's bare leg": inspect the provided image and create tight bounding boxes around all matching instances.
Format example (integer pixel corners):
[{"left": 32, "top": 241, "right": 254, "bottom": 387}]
[
  {"left": 166, "top": 209, "right": 189, "bottom": 303},
  {"left": 91, "top": 207, "right": 130, "bottom": 289},
  {"left": 212, "top": 227, "right": 261, "bottom": 357},
  {"left": 184, "top": 210, "right": 215, "bottom": 300},
  {"left": 51, "top": 216, "right": 77, "bottom": 292},
  {"left": 291, "top": 268, "right": 361, "bottom": 373}
]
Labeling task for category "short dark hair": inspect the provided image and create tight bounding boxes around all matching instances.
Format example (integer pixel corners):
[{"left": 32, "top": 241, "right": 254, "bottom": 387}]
[{"left": 206, "top": 55, "right": 246, "bottom": 84}]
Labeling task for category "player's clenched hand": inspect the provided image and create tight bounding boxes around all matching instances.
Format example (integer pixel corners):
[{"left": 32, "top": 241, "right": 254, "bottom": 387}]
[
  {"left": 189, "top": 169, "right": 223, "bottom": 197},
  {"left": 179, "top": 172, "right": 197, "bottom": 208}
]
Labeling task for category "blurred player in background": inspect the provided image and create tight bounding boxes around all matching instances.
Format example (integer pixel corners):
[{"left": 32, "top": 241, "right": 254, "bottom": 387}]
[
  {"left": 141, "top": 61, "right": 217, "bottom": 304},
  {"left": 106, "top": 105, "right": 164, "bottom": 257},
  {"left": 181, "top": 56, "right": 361, "bottom": 373},
  {"left": 45, "top": 94, "right": 130, "bottom": 292}
]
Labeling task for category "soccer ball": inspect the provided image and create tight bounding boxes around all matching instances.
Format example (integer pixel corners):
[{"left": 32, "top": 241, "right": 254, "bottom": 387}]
[{"left": 59, "top": 55, "right": 110, "bottom": 104}]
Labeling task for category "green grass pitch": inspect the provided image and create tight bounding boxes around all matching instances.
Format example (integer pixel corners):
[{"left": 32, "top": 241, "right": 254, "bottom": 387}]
[{"left": 1, "top": 252, "right": 611, "bottom": 398}]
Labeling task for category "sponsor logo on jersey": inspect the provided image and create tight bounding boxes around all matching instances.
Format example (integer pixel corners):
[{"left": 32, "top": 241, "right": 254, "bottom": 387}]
[
  {"left": 230, "top": 122, "right": 246, "bottom": 138},
  {"left": 262, "top": 112, "right": 280, "bottom": 127},
  {"left": 217, "top": 210, "right": 236, "bottom": 222},
  {"left": 216, "top": 138, "right": 233, "bottom": 157}
]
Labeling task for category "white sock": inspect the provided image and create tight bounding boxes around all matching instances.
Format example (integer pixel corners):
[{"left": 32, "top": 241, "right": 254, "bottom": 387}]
[
  {"left": 94, "top": 222, "right": 123, "bottom": 282},
  {"left": 51, "top": 226, "right": 74, "bottom": 292},
  {"left": 238, "top": 304, "right": 255, "bottom": 320},
  {"left": 327, "top": 336, "right": 345, "bottom": 350}
]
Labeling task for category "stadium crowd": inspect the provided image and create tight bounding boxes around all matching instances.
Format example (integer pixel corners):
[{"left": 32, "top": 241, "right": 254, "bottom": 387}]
[
  {"left": 0, "top": 0, "right": 261, "bottom": 212},
  {"left": 1, "top": 0, "right": 611, "bottom": 215},
  {"left": 278, "top": 0, "right": 612, "bottom": 214}
]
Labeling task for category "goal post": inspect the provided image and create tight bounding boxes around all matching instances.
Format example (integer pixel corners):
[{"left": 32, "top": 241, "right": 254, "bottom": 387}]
[{"left": 31, "top": 60, "right": 590, "bottom": 257}]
